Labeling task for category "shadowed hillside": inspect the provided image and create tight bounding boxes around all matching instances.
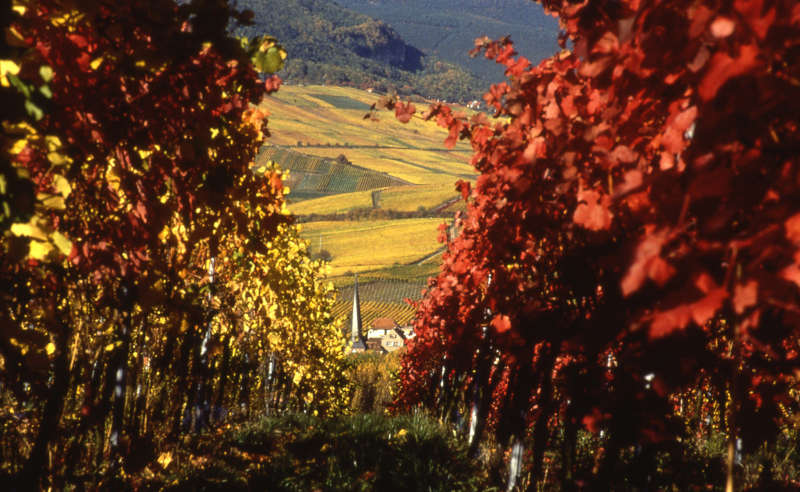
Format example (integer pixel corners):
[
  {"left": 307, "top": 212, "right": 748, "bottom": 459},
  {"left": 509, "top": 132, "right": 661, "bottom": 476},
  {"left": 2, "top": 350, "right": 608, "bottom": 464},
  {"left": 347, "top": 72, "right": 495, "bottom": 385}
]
[
  {"left": 234, "top": 0, "right": 486, "bottom": 101},
  {"left": 334, "top": 0, "right": 560, "bottom": 85}
]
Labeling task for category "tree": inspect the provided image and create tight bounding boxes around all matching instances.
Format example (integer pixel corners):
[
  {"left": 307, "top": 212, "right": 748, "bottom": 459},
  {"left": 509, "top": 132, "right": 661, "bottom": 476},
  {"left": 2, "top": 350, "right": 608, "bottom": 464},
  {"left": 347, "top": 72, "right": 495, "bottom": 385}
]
[
  {"left": 1, "top": 0, "right": 346, "bottom": 486},
  {"left": 394, "top": 0, "right": 800, "bottom": 489}
]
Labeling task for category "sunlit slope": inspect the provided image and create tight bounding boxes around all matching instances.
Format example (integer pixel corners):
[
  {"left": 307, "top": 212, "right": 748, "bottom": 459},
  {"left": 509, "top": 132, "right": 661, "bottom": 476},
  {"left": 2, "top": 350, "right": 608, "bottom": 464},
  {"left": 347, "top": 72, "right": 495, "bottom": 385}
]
[
  {"left": 300, "top": 218, "right": 444, "bottom": 276},
  {"left": 257, "top": 146, "right": 408, "bottom": 200},
  {"left": 329, "top": 262, "right": 441, "bottom": 288},
  {"left": 376, "top": 184, "right": 458, "bottom": 212},
  {"left": 289, "top": 189, "right": 375, "bottom": 215},
  {"left": 261, "top": 85, "right": 476, "bottom": 185},
  {"left": 289, "top": 183, "right": 459, "bottom": 216}
]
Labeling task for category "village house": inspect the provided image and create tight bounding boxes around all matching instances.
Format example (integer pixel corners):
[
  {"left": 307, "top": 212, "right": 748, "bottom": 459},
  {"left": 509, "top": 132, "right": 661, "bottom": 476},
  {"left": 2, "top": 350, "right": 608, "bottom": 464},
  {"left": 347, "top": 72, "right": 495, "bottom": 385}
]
[
  {"left": 366, "top": 317, "right": 415, "bottom": 353},
  {"left": 348, "top": 276, "right": 415, "bottom": 354}
]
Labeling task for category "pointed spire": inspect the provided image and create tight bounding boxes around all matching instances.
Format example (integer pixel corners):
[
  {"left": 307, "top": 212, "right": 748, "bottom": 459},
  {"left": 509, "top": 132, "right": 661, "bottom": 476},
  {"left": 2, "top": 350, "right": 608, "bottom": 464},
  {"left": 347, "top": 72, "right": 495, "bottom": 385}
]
[{"left": 351, "top": 274, "right": 365, "bottom": 352}]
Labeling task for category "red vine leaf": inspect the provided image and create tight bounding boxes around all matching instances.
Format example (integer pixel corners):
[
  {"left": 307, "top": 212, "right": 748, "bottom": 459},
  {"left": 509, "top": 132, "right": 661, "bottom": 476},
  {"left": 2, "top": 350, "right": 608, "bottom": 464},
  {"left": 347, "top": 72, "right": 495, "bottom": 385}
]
[
  {"left": 710, "top": 17, "right": 736, "bottom": 38},
  {"left": 698, "top": 44, "right": 760, "bottom": 101},
  {"left": 491, "top": 314, "right": 512, "bottom": 334},
  {"left": 784, "top": 213, "right": 800, "bottom": 244},
  {"left": 622, "top": 227, "right": 674, "bottom": 296},
  {"left": 734, "top": 280, "right": 758, "bottom": 314},
  {"left": 395, "top": 101, "right": 416, "bottom": 123},
  {"left": 573, "top": 187, "right": 613, "bottom": 231}
]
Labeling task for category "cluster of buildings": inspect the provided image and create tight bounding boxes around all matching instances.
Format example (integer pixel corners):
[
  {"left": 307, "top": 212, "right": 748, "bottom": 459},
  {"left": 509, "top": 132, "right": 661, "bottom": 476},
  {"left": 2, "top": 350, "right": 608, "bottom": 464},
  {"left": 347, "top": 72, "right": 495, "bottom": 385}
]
[{"left": 348, "top": 277, "right": 414, "bottom": 354}]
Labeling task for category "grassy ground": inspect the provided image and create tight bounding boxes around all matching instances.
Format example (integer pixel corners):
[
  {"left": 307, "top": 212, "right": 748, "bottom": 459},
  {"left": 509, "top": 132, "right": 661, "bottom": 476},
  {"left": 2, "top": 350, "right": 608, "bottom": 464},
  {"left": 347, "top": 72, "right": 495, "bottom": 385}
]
[{"left": 111, "top": 413, "right": 492, "bottom": 492}]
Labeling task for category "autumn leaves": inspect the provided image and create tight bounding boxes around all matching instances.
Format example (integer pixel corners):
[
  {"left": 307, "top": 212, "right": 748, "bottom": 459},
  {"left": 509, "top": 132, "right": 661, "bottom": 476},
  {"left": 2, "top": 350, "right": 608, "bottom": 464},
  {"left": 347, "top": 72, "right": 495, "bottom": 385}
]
[{"left": 395, "top": 0, "right": 800, "bottom": 487}]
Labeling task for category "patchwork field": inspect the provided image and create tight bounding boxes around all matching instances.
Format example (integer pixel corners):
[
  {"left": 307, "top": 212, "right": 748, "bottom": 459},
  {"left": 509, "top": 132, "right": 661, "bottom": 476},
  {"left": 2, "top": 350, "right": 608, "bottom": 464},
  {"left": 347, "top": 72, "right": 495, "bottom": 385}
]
[
  {"left": 332, "top": 299, "right": 418, "bottom": 330},
  {"left": 375, "top": 184, "right": 459, "bottom": 212},
  {"left": 331, "top": 277, "right": 432, "bottom": 330},
  {"left": 257, "top": 146, "right": 408, "bottom": 201},
  {"left": 261, "top": 85, "right": 477, "bottom": 185},
  {"left": 261, "top": 85, "right": 472, "bottom": 314},
  {"left": 288, "top": 183, "right": 459, "bottom": 216},
  {"left": 300, "top": 218, "right": 445, "bottom": 277},
  {"left": 329, "top": 262, "right": 441, "bottom": 289},
  {"left": 289, "top": 189, "right": 376, "bottom": 215}
]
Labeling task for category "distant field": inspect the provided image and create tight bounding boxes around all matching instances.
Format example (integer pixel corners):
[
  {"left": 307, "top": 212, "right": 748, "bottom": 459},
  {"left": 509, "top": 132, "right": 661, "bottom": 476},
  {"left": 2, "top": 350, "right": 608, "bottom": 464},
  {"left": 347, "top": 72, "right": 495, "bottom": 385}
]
[
  {"left": 261, "top": 85, "right": 476, "bottom": 185},
  {"left": 257, "top": 146, "right": 407, "bottom": 200},
  {"left": 262, "top": 85, "right": 466, "bottom": 305},
  {"left": 289, "top": 183, "right": 460, "bottom": 216},
  {"left": 376, "top": 184, "right": 458, "bottom": 212},
  {"left": 300, "top": 218, "right": 444, "bottom": 276},
  {"left": 337, "top": 279, "right": 426, "bottom": 304},
  {"left": 289, "top": 189, "right": 376, "bottom": 215},
  {"left": 327, "top": 264, "right": 441, "bottom": 332},
  {"left": 332, "top": 278, "right": 427, "bottom": 329},
  {"left": 329, "top": 262, "right": 441, "bottom": 288}
]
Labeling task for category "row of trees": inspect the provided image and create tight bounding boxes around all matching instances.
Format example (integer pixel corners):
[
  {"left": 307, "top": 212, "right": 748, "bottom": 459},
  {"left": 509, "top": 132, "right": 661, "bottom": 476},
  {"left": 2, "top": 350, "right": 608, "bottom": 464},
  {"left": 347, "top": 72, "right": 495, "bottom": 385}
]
[
  {"left": 1, "top": 0, "right": 348, "bottom": 488},
  {"left": 395, "top": 0, "right": 800, "bottom": 489}
]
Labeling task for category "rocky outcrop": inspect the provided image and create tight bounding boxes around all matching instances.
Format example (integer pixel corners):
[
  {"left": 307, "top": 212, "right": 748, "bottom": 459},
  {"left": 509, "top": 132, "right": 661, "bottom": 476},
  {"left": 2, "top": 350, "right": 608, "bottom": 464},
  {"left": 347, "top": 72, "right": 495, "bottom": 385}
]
[{"left": 334, "top": 20, "right": 422, "bottom": 71}]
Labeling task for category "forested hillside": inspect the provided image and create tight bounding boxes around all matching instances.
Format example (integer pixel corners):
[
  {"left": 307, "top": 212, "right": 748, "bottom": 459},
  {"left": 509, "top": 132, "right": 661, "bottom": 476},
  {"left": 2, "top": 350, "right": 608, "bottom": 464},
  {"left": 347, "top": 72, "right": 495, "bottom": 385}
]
[
  {"left": 235, "top": 0, "right": 485, "bottom": 101},
  {"left": 333, "top": 0, "right": 560, "bottom": 84}
]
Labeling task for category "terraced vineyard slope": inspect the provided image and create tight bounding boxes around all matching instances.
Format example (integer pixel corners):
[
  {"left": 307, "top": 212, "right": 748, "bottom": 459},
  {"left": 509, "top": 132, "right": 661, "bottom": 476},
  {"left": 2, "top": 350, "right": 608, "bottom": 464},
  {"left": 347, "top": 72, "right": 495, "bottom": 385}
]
[
  {"left": 256, "top": 146, "right": 408, "bottom": 201},
  {"left": 260, "top": 85, "right": 476, "bottom": 186},
  {"left": 300, "top": 218, "right": 444, "bottom": 276},
  {"left": 331, "top": 278, "right": 428, "bottom": 330},
  {"left": 260, "top": 85, "right": 470, "bottom": 313},
  {"left": 289, "top": 183, "right": 461, "bottom": 217}
]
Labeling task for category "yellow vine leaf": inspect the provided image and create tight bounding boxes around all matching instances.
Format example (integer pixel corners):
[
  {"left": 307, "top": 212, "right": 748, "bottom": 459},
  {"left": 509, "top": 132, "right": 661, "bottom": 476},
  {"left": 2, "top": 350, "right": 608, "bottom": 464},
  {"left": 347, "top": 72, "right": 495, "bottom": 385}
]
[
  {"left": 0, "top": 59, "right": 20, "bottom": 87},
  {"left": 38, "top": 193, "right": 65, "bottom": 210},
  {"left": 52, "top": 174, "right": 71, "bottom": 197},
  {"left": 10, "top": 138, "right": 28, "bottom": 155},
  {"left": 157, "top": 452, "right": 173, "bottom": 469},
  {"left": 10, "top": 220, "right": 48, "bottom": 241},
  {"left": 28, "top": 240, "right": 54, "bottom": 260},
  {"left": 52, "top": 231, "right": 72, "bottom": 255}
]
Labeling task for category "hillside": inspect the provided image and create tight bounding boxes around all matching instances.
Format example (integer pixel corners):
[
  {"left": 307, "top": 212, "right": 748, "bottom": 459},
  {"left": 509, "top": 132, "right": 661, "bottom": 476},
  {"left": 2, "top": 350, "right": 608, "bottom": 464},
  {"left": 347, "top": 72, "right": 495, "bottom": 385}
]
[
  {"left": 256, "top": 146, "right": 409, "bottom": 201},
  {"left": 260, "top": 85, "right": 476, "bottom": 186},
  {"left": 332, "top": 278, "right": 424, "bottom": 328},
  {"left": 333, "top": 0, "right": 561, "bottom": 84},
  {"left": 257, "top": 84, "right": 471, "bottom": 325},
  {"left": 259, "top": 84, "right": 471, "bottom": 274},
  {"left": 300, "top": 218, "right": 444, "bottom": 276},
  {"left": 234, "top": 0, "right": 486, "bottom": 101}
]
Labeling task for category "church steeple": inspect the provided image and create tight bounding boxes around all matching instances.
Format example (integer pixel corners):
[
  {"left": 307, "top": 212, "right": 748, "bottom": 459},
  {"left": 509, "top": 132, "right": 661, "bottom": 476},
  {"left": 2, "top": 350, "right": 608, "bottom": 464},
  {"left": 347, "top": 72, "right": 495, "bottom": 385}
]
[{"left": 351, "top": 274, "right": 366, "bottom": 352}]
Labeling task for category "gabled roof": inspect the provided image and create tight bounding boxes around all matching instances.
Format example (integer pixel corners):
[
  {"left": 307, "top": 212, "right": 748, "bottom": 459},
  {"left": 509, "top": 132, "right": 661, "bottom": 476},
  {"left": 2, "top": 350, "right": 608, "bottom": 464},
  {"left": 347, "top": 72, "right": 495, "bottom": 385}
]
[{"left": 371, "top": 317, "right": 397, "bottom": 330}]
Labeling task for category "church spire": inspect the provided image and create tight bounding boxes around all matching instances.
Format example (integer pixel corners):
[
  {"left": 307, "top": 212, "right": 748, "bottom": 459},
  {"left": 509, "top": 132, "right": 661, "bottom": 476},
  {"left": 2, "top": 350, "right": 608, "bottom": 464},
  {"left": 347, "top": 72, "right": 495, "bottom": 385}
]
[{"left": 351, "top": 274, "right": 365, "bottom": 352}]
